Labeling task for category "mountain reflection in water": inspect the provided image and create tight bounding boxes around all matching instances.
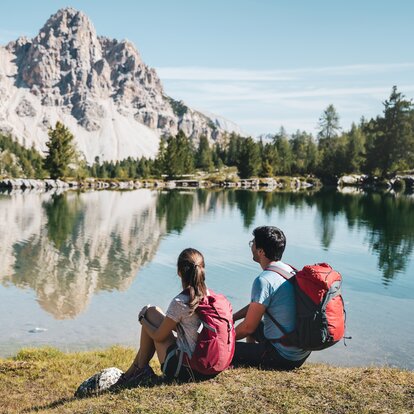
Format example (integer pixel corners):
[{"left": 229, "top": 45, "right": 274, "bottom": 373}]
[
  {"left": 0, "top": 189, "right": 413, "bottom": 320},
  {"left": 0, "top": 190, "right": 165, "bottom": 319}
]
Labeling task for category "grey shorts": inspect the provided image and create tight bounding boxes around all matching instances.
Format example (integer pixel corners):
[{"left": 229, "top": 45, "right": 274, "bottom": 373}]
[{"left": 161, "top": 344, "right": 214, "bottom": 382}]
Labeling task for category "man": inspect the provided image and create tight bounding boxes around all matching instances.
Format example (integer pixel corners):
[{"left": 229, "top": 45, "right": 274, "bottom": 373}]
[{"left": 232, "top": 226, "right": 310, "bottom": 370}]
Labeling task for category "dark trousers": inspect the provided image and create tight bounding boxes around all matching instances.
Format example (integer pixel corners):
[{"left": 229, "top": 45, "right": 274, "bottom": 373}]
[{"left": 232, "top": 322, "right": 308, "bottom": 370}]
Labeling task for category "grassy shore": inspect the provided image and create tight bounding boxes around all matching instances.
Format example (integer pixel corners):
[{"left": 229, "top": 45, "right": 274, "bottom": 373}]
[{"left": 1, "top": 346, "right": 413, "bottom": 414}]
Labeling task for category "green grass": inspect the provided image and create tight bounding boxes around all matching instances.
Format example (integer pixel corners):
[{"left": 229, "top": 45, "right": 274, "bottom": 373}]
[{"left": 0, "top": 346, "right": 413, "bottom": 414}]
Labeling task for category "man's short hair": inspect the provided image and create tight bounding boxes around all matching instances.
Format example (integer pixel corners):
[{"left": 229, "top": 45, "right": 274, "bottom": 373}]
[{"left": 253, "top": 226, "right": 286, "bottom": 261}]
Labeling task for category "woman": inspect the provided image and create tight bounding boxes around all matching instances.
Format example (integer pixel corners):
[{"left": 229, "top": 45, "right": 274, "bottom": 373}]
[{"left": 117, "top": 247, "right": 213, "bottom": 385}]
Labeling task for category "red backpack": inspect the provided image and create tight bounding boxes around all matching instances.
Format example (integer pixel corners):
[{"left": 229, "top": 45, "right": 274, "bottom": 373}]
[
  {"left": 185, "top": 290, "right": 235, "bottom": 376},
  {"left": 266, "top": 263, "right": 346, "bottom": 351}
]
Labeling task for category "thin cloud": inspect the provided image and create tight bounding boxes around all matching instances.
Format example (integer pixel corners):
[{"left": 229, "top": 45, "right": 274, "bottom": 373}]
[
  {"left": 164, "top": 82, "right": 414, "bottom": 103},
  {"left": 157, "top": 67, "right": 296, "bottom": 81},
  {"left": 157, "top": 63, "right": 414, "bottom": 81}
]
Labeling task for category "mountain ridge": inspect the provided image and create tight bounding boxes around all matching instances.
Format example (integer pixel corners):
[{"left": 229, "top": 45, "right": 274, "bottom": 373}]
[{"left": 0, "top": 7, "right": 240, "bottom": 163}]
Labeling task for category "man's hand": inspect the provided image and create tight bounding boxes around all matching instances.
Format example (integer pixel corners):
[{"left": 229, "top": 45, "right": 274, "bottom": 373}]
[{"left": 235, "top": 302, "right": 266, "bottom": 340}]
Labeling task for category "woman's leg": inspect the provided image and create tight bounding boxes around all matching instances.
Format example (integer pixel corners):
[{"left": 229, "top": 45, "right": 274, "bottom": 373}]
[
  {"left": 124, "top": 306, "right": 175, "bottom": 377},
  {"left": 146, "top": 306, "right": 176, "bottom": 364}
]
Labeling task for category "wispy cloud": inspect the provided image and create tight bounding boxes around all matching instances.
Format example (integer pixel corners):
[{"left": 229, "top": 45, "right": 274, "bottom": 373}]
[
  {"left": 158, "top": 62, "right": 414, "bottom": 135},
  {"left": 157, "top": 67, "right": 295, "bottom": 81},
  {"left": 157, "top": 63, "right": 414, "bottom": 81}
]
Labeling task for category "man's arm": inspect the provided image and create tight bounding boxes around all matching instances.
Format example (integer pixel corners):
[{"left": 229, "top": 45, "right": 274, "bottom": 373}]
[
  {"left": 233, "top": 304, "right": 250, "bottom": 321},
  {"left": 235, "top": 302, "right": 266, "bottom": 340}
]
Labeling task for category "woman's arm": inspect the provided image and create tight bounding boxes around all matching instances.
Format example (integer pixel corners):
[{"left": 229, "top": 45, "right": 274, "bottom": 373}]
[{"left": 140, "top": 315, "right": 177, "bottom": 343}]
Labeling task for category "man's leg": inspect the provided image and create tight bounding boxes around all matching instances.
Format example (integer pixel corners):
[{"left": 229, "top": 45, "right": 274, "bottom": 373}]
[
  {"left": 232, "top": 321, "right": 267, "bottom": 367},
  {"left": 232, "top": 322, "right": 308, "bottom": 370},
  {"left": 232, "top": 341, "right": 267, "bottom": 367}
]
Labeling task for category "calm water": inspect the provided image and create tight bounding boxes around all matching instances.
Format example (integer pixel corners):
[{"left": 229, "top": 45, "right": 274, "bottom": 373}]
[{"left": 0, "top": 188, "right": 413, "bottom": 369}]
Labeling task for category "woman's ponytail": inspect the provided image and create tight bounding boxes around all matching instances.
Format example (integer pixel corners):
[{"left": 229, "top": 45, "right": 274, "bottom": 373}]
[{"left": 177, "top": 248, "right": 207, "bottom": 313}]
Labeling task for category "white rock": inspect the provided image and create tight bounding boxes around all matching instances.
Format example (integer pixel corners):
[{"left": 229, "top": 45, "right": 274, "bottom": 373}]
[{"left": 75, "top": 367, "right": 124, "bottom": 398}]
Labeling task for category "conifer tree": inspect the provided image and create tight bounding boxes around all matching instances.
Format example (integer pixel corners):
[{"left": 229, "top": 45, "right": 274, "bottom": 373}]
[
  {"left": 196, "top": 135, "right": 214, "bottom": 171},
  {"left": 344, "top": 123, "right": 366, "bottom": 173},
  {"left": 368, "top": 86, "right": 414, "bottom": 176},
  {"left": 44, "top": 122, "right": 77, "bottom": 179},
  {"left": 273, "top": 127, "right": 292, "bottom": 175},
  {"left": 164, "top": 131, "right": 194, "bottom": 178},
  {"left": 237, "top": 137, "right": 260, "bottom": 178}
]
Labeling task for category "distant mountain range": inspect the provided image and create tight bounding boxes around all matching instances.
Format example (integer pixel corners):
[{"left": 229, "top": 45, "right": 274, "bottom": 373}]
[{"left": 0, "top": 7, "right": 241, "bottom": 163}]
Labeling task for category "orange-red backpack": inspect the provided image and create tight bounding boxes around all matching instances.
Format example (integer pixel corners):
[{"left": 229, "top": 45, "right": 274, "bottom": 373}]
[{"left": 266, "top": 263, "right": 347, "bottom": 351}]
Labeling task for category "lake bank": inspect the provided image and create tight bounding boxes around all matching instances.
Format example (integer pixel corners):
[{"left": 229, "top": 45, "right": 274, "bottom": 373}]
[
  {"left": 0, "top": 176, "right": 319, "bottom": 191},
  {"left": 1, "top": 346, "right": 413, "bottom": 414},
  {"left": 1, "top": 173, "right": 414, "bottom": 193}
]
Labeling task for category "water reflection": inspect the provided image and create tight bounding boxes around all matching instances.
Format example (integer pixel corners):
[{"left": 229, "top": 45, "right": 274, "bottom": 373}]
[
  {"left": 44, "top": 194, "right": 83, "bottom": 250},
  {"left": 0, "top": 189, "right": 413, "bottom": 320},
  {"left": 0, "top": 190, "right": 165, "bottom": 319},
  {"left": 234, "top": 191, "right": 258, "bottom": 227},
  {"left": 253, "top": 190, "right": 414, "bottom": 284},
  {"left": 156, "top": 191, "right": 194, "bottom": 234}
]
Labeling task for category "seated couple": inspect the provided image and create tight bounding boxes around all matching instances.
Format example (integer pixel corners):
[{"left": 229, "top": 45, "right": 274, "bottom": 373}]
[{"left": 118, "top": 226, "right": 311, "bottom": 387}]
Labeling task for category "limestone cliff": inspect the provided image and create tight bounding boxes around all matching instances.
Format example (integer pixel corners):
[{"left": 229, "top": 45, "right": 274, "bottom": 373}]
[{"left": 0, "top": 7, "right": 239, "bottom": 163}]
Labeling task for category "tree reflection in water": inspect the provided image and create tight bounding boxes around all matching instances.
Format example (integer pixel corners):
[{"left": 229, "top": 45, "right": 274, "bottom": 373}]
[
  {"left": 156, "top": 190, "right": 195, "bottom": 234},
  {"left": 44, "top": 193, "right": 83, "bottom": 250},
  {"left": 232, "top": 189, "right": 414, "bottom": 284}
]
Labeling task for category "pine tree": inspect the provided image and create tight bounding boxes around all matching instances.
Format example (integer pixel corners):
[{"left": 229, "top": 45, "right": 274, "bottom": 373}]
[
  {"left": 260, "top": 142, "right": 277, "bottom": 177},
  {"left": 368, "top": 86, "right": 414, "bottom": 176},
  {"left": 273, "top": 128, "right": 292, "bottom": 175},
  {"left": 164, "top": 131, "right": 194, "bottom": 178},
  {"left": 344, "top": 123, "right": 366, "bottom": 173},
  {"left": 196, "top": 136, "right": 214, "bottom": 171},
  {"left": 237, "top": 137, "right": 260, "bottom": 178},
  {"left": 317, "top": 105, "right": 343, "bottom": 179},
  {"left": 44, "top": 122, "right": 77, "bottom": 179},
  {"left": 226, "top": 133, "right": 242, "bottom": 166},
  {"left": 318, "top": 104, "right": 341, "bottom": 142},
  {"left": 153, "top": 138, "right": 167, "bottom": 177}
]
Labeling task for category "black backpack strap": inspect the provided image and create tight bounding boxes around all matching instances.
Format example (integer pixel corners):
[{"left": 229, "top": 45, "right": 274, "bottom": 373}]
[{"left": 265, "top": 308, "right": 289, "bottom": 336}]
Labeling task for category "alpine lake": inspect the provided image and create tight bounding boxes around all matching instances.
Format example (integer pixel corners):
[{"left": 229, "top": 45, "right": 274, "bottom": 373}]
[{"left": 0, "top": 187, "right": 413, "bottom": 370}]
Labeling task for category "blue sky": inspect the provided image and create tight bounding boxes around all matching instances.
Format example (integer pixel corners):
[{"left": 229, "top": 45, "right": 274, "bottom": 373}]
[{"left": 1, "top": 0, "right": 413, "bottom": 136}]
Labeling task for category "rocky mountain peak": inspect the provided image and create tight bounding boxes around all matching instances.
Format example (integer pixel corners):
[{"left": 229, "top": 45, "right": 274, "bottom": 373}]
[
  {"left": 10, "top": 8, "right": 102, "bottom": 93},
  {"left": 41, "top": 7, "right": 97, "bottom": 41},
  {"left": 0, "top": 8, "right": 240, "bottom": 163}
]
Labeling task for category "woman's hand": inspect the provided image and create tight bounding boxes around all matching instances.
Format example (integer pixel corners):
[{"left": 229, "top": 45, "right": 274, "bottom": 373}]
[{"left": 138, "top": 304, "right": 151, "bottom": 323}]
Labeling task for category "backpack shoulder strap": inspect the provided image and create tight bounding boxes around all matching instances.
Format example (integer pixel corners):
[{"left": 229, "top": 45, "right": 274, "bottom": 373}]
[
  {"left": 263, "top": 265, "right": 295, "bottom": 337},
  {"left": 265, "top": 308, "right": 289, "bottom": 336},
  {"left": 264, "top": 265, "right": 295, "bottom": 281}
]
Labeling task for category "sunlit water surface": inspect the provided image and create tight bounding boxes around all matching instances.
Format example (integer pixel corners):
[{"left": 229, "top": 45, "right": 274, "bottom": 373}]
[{"left": 0, "top": 188, "right": 413, "bottom": 369}]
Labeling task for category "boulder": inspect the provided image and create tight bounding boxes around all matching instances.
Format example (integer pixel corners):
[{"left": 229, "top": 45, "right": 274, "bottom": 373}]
[{"left": 75, "top": 367, "right": 123, "bottom": 398}]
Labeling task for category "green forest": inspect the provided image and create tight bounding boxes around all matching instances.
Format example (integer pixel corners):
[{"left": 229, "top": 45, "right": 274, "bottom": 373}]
[{"left": 1, "top": 87, "right": 413, "bottom": 181}]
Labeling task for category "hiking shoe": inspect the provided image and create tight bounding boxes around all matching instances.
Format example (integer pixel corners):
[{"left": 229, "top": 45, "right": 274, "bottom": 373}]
[{"left": 112, "top": 364, "right": 156, "bottom": 389}]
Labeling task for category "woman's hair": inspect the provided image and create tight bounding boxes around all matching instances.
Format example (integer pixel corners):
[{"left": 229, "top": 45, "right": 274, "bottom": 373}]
[{"left": 177, "top": 248, "right": 207, "bottom": 313}]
